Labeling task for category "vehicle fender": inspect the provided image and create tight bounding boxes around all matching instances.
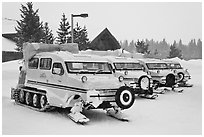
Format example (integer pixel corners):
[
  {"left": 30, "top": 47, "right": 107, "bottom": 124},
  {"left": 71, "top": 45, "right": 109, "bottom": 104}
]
[{"left": 65, "top": 94, "right": 83, "bottom": 108}]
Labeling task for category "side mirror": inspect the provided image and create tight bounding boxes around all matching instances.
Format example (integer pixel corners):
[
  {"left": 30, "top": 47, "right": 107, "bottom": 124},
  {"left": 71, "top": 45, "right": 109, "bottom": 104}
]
[{"left": 53, "top": 67, "right": 62, "bottom": 75}]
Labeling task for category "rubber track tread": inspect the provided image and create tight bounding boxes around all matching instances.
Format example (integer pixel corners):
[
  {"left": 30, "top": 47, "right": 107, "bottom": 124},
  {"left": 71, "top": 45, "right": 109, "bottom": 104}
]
[{"left": 13, "top": 87, "right": 52, "bottom": 112}]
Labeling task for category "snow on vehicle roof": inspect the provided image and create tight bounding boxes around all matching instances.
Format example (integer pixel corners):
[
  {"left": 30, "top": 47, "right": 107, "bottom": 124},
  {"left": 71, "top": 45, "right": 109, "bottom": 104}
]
[
  {"left": 138, "top": 58, "right": 167, "bottom": 63},
  {"left": 35, "top": 51, "right": 109, "bottom": 62},
  {"left": 105, "top": 56, "right": 140, "bottom": 63},
  {"left": 163, "top": 60, "right": 180, "bottom": 64}
]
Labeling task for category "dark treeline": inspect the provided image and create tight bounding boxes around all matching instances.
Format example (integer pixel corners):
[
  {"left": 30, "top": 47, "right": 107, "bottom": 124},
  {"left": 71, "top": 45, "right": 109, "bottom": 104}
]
[{"left": 120, "top": 38, "right": 202, "bottom": 60}]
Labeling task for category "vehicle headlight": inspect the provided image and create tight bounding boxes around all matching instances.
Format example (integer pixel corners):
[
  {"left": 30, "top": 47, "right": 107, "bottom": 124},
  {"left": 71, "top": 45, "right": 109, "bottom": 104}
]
[
  {"left": 118, "top": 76, "right": 124, "bottom": 82},
  {"left": 157, "top": 70, "right": 160, "bottom": 74},
  {"left": 124, "top": 71, "right": 128, "bottom": 75},
  {"left": 81, "top": 76, "right": 87, "bottom": 83},
  {"left": 173, "top": 70, "right": 177, "bottom": 73}
]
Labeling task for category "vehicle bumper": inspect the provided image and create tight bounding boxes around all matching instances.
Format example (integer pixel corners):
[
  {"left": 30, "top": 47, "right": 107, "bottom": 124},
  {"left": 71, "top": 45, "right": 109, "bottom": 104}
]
[{"left": 86, "top": 89, "right": 117, "bottom": 108}]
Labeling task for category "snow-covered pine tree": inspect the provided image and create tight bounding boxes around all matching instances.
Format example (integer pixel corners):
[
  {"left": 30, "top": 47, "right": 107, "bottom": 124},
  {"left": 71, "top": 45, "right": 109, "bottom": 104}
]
[
  {"left": 42, "top": 22, "right": 54, "bottom": 44},
  {"left": 56, "top": 13, "right": 70, "bottom": 44},
  {"left": 15, "top": 2, "right": 44, "bottom": 51},
  {"left": 169, "top": 40, "right": 182, "bottom": 59}
]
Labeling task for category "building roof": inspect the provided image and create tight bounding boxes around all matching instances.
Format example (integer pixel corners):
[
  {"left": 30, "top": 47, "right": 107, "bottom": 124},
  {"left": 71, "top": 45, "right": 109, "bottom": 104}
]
[
  {"left": 90, "top": 28, "right": 121, "bottom": 51},
  {"left": 2, "top": 33, "right": 17, "bottom": 42}
]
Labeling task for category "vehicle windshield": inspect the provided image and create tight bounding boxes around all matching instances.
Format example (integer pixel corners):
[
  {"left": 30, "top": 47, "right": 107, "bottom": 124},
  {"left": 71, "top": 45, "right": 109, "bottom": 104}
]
[
  {"left": 114, "top": 63, "right": 143, "bottom": 70},
  {"left": 146, "top": 63, "right": 168, "bottom": 70},
  {"left": 65, "top": 62, "right": 112, "bottom": 74},
  {"left": 167, "top": 63, "right": 182, "bottom": 69}
]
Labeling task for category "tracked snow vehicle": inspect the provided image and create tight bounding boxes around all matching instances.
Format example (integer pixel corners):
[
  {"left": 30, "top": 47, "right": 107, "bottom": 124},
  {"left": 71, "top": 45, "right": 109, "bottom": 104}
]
[
  {"left": 138, "top": 59, "right": 180, "bottom": 90},
  {"left": 164, "top": 60, "right": 192, "bottom": 87},
  {"left": 11, "top": 43, "right": 135, "bottom": 124},
  {"left": 106, "top": 56, "right": 158, "bottom": 99}
]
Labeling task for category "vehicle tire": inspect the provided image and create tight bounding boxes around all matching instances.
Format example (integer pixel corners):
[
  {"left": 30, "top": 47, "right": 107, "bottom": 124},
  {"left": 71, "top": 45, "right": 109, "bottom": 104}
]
[
  {"left": 115, "top": 86, "right": 135, "bottom": 109},
  {"left": 166, "top": 74, "right": 175, "bottom": 87},
  {"left": 178, "top": 72, "right": 184, "bottom": 82},
  {"left": 19, "top": 90, "right": 25, "bottom": 103},
  {"left": 33, "top": 94, "right": 40, "bottom": 108},
  {"left": 40, "top": 95, "right": 47, "bottom": 109},
  {"left": 25, "top": 92, "right": 32, "bottom": 105},
  {"left": 138, "top": 76, "right": 150, "bottom": 91}
]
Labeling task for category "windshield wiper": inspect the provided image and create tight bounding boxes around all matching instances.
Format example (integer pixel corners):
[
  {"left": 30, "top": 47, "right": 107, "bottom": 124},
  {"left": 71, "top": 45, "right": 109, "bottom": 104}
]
[
  {"left": 94, "top": 69, "right": 103, "bottom": 75},
  {"left": 77, "top": 70, "right": 89, "bottom": 74}
]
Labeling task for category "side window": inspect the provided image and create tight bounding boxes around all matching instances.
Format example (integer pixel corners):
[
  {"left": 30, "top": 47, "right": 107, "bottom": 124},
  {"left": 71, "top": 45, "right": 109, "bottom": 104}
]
[
  {"left": 28, "top": 58, "right": 39, "bottom": 69},
  {"left": 40, "top": 58, "right": 52, "bottom": 70},
  {"left": 52, "top": 63, "right": 64, "bottom": 75}
]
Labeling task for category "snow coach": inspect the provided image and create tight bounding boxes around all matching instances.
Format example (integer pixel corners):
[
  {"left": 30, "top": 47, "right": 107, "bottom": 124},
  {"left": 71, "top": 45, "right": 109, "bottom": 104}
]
[
  {"left": 11, "top": 42, "right": 135, "bottom": 124},
  {"left": 164, "top": 60, "right": 192, "bottom": 87},
  {"left": 106, "top": 56, "right": 158, "bottom": 99},
  {"left": 138, "top": 59, "right": 181, "bottom": 92}
]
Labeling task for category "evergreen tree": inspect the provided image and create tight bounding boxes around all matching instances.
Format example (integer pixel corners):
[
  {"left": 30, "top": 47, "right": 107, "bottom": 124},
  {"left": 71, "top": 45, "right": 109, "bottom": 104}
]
[
  {"left": 154, "top": 49, "right": 158, "bottom": 55},
  {"left": 188, "top": 39, "right": 197, "bottom": 59},
  {"left": 42, "top": 22, "right": 54, "bottom": 44},
  {"left": 15, "top": 2, "right": 44, "bottom": 51},
  {"left": 67, "top": 23, "right": 90, "bottom": 50},
  {"left": 169, "top": 40, "right": 182, "bottom": 59},
  {"left": 56, "top": 13, "right": 70, "bottom": 44},
  {"left": 135, "top": 40, "right": 149, "bottom": 54},
  {"left": 128, "top": 40, "right": 137, "bottom": 53},
  {"left": 197, "top": 39, "right": 202, "bottom": 59}
]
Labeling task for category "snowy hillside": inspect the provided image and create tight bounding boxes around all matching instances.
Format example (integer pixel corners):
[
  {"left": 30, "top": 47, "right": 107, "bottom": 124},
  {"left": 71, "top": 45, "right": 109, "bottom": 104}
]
[{"left": 2, "top": 58, "right": 202, "bottom": 135}]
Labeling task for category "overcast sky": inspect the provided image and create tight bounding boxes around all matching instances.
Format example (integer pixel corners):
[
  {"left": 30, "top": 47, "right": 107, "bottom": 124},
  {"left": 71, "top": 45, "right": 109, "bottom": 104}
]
[{"left": 2, "top": 2, "right": 202, "bottom": 44}]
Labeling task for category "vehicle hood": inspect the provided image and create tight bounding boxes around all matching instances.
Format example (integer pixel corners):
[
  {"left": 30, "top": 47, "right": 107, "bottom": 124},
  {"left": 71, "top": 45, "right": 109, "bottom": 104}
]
[
  {"left": 173, "top": 69, "right": 190, "bottom": 76},
  {"left": 149, "top": 69, "right": 173, "bottom": 77},
  {"left": 82, "top": 75, "right": 122, "bottom": 89}
]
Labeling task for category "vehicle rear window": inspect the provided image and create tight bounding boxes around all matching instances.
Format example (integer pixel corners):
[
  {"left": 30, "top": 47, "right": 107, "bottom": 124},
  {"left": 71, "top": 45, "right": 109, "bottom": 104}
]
[
  {"left": 147, "top": 63, "right": 168, "bottom": 70},
  {"left": 28, "top": 58, "right": 39, "bottom": 69},
  {"left": 114, "top": 63, "right": 143, "bottom": 70},
  {"left": 40, "top": 58, "right": 52, "bottom": 70}
]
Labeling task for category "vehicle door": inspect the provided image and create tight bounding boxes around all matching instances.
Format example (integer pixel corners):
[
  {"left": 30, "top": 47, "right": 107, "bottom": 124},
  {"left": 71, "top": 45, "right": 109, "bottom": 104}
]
[{"left": 50, "top": 62, "right": 66, "bottom": 85}]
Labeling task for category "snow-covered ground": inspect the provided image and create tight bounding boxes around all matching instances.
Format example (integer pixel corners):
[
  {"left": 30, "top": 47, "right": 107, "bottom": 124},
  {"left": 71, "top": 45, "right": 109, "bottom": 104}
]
[{"left": 2, "top": 59, "right": 202, "bottom": 135}]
